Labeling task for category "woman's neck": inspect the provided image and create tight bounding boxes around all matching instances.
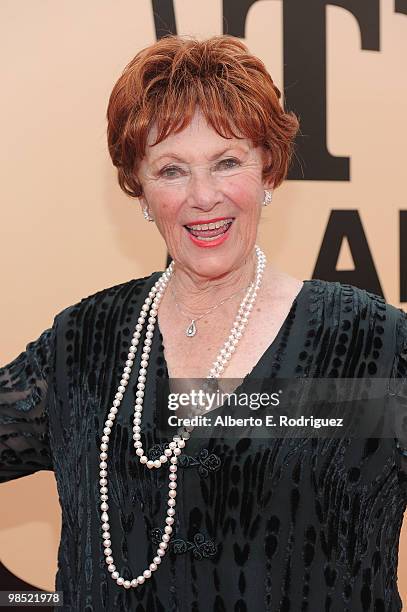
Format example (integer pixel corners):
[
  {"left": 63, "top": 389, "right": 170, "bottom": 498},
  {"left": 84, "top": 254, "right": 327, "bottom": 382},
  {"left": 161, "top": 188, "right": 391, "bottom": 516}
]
[{"left": 168, "top": 252, "right": 257, "bottom": 316}]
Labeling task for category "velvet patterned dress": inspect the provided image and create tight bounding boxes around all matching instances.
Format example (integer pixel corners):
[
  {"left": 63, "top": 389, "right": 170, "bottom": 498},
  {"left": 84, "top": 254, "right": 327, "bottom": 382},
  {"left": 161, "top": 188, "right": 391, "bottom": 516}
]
[{"left": 1, "top": 271, "right": 406, "bottom": 612}]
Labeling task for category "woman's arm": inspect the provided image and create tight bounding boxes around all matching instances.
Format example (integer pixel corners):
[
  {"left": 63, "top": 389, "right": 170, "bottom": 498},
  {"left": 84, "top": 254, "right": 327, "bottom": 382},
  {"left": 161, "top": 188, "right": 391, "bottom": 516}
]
[
  {"left": 390, "top": 308, "right": 407, "bottom": 468},
  {"left": 0, "top": 324, "right": 56, "bottom": 482}
]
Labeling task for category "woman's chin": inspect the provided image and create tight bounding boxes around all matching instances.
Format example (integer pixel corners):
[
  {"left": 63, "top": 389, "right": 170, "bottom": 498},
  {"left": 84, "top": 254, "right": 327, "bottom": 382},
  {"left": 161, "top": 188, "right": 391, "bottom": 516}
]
[
  {"left": 171, "top": 227, "right": 245, "bottom": 277},
  {"left": 181, "top": 249, "right": 238, "bottom": 279}
]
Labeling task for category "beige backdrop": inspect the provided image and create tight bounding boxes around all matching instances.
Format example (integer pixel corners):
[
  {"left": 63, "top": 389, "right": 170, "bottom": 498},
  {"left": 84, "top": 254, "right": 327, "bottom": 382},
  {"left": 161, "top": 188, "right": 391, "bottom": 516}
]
[{"left": 1, "top": 0, "right": 406, "bottom": 601}]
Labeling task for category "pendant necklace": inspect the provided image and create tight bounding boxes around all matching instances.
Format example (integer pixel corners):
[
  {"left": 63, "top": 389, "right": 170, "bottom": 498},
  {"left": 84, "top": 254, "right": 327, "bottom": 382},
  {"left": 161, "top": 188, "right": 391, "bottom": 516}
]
[{"left": 169, "top": 280, "right": 252, "bottom": 337}]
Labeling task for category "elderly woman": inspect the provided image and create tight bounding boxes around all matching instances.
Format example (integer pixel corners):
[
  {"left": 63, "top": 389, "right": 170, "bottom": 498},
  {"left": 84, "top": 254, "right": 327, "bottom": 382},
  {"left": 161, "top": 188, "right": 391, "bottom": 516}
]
[{"left": 1, "top": 34, "right": 407, "bottom": 611}]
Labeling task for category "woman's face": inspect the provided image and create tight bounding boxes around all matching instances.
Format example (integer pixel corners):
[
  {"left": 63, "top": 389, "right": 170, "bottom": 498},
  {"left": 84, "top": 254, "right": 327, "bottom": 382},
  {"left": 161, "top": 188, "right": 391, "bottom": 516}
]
[{"left": 136, "top": 107, "right": 272, "bottom": 279}]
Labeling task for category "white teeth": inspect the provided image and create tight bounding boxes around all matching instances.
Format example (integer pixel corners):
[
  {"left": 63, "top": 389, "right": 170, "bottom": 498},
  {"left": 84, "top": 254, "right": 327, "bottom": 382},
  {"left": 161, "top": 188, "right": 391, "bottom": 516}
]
[
  {"left": 186, "top": 219, "right": 233, "bottom": 231},
  {"left": 194, "top": 234, "right": 225, "bottom": 242},
  {"left": 190, "top": 222, "right": 233, "bottom": 241}
]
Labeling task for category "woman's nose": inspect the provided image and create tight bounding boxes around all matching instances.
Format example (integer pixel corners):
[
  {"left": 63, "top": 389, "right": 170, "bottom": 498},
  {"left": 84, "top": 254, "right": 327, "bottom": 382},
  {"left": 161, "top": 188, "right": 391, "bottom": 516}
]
[{"left": 187, "top": 169, "right": 223, "bottom": 210}]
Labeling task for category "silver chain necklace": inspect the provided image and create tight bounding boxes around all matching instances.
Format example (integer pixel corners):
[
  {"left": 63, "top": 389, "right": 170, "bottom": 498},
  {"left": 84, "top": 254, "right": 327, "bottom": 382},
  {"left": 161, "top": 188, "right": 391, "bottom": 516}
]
[
  {"left": 99, "top": 245, "right": 266, "bottom": 589},
  {"left": 169, "top": 280, "right": 252, "bottom": 337}
]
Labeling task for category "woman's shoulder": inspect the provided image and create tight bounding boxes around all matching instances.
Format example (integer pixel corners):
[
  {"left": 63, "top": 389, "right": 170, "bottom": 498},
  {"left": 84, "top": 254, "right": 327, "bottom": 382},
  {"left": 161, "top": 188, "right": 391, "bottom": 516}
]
[
  {"left": 269, "top": 271, "right": 403, "bottom": 331},
  {"left": 305, "top": 277, "right": 405, "bottom": 323},
  {"left": 52, "top": 270, "right": 162, "bottom": 330},
  {"left": 303, "top": 278, "right": 407, "bottom": 375}
]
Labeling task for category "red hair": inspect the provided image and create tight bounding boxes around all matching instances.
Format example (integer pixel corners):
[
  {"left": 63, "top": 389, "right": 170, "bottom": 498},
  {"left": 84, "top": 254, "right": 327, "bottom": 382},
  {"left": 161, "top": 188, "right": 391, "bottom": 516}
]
[{"left": 106, "top": 34, "right": 300, "bottom": 198}]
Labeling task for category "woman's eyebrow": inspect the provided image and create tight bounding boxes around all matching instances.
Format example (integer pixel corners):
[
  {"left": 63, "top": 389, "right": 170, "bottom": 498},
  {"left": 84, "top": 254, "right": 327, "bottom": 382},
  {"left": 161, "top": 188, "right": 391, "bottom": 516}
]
[
  {"left": 208, "top": 146, "right": 249, "bottom": 160},
  {"left": 153, "top": 154, "right": 185, "bottom": 164},
  {"left": 152, "top": 146, "right": 249, "bottom": 165}
]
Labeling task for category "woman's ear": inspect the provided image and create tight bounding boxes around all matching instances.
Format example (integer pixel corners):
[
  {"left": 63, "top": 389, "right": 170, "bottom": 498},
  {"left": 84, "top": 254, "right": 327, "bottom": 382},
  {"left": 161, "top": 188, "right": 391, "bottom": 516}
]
[
  {"left": 261, "top": 147, "right": 274, "bottom": 188},
  {"left": 136, "top": 177, "right": 147, "bottom": 205}
]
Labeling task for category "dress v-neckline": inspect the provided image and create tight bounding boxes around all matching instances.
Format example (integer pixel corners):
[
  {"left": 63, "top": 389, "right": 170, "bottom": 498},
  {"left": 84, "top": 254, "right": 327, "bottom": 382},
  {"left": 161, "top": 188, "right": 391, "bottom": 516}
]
[{"left": 155, "top": 276, "right": 310, "bottom": 383}]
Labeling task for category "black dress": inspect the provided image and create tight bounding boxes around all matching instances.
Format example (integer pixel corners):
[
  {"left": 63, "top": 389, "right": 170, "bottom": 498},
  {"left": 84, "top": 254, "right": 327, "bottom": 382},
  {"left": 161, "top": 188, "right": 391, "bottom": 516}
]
[{"left": 1, "top": 272, "right": 407, "bottom": 612}]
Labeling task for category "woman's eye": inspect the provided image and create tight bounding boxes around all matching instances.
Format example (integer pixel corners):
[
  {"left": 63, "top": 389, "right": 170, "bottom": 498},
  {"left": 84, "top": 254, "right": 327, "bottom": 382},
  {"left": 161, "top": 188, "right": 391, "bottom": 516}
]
[
  {"left": 160, "top": 166, "right": 181, "bottom": 178},
  {"left": 217, "top": 158, "right": 240, "bottom": 170}
]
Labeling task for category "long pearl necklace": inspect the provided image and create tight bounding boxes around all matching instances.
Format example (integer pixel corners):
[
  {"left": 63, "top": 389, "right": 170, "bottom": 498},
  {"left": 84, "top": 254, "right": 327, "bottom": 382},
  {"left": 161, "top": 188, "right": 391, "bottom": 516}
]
[{"left": 99, "top": 245, "right": 266, "bottom": 589}]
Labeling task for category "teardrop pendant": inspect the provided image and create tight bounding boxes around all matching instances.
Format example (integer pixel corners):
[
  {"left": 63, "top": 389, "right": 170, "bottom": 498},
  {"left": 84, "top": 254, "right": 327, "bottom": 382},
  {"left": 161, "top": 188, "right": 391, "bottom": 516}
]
[{"left": 186, "top": 320, "right": 197, "bottom": 337}]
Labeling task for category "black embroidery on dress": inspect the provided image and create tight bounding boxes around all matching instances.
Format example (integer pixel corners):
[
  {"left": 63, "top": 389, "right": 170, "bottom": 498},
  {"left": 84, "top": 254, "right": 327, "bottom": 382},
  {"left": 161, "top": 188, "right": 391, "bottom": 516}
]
[
  {"left": 177, "top": 448, "right": 222, "bottom": 478},
  {"left": 148, "top": 442, "right": 170, "bottom": 461},
  {"left": 151, "top": 527, "right": 218, "bottom": 559},
  {"left": 148, "top": 444, "right": 222, "bottom": 478}
]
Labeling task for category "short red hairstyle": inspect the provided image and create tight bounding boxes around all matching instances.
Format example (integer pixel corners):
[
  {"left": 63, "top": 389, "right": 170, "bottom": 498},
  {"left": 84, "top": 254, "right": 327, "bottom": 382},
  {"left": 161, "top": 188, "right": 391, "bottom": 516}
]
[{"left": 106, "top": 34, "right": 299, "bottom": 198}]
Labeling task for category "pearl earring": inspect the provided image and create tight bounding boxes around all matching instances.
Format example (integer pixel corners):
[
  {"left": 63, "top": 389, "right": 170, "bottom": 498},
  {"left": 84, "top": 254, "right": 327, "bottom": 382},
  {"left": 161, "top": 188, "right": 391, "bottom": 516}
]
[
  {"left": 142, "top": 206, "right": 154, "bottom": 222},
  {"left": 262, "top": 189, "right": 273, "bottom": 207}
]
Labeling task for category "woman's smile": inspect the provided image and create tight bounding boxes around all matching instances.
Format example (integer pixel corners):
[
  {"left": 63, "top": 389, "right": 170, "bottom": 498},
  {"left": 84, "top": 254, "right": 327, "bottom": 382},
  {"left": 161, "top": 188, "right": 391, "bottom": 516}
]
[{"left": 183, "top": 217, "right": 235, "bottom": 247}]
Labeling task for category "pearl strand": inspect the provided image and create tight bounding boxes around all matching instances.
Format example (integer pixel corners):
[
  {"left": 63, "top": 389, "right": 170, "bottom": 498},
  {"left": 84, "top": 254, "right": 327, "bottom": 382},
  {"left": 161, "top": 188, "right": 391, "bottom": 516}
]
[{"left": 99, "top": 245, "right": 266, "bottom": 588}]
